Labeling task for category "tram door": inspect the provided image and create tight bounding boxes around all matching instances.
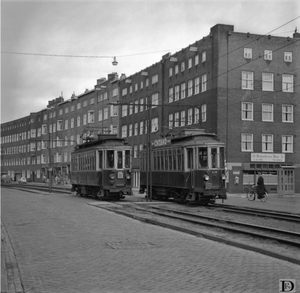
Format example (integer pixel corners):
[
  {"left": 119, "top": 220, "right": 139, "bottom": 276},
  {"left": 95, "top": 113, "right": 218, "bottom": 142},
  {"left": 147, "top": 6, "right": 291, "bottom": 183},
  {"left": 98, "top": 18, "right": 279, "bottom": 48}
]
[
  {"left": 186, "top": 148, "right": 195, "bottom": 188},
  {"left": 277, "top": 168, "right": 295, "bottom": 196}
]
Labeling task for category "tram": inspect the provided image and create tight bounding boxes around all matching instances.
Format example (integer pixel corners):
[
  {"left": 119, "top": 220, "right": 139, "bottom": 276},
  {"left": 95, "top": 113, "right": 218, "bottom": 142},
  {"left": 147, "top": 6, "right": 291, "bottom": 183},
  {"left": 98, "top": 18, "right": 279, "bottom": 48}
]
[
  {"left": 139, "top": 129, "right": 227, "bottom": 204},
  {"left": 71, "top": 134, "right": 132, "bottom": 200}
]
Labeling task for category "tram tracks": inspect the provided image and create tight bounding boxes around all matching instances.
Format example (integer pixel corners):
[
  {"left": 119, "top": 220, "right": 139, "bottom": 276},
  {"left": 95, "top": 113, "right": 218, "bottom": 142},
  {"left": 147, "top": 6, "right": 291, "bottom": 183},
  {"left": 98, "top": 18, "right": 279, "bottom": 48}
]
[
  {"left": 95, "top": 203, "right": 300, "bottom": 265},
  {"left": 211, "top": 204, "right": 300, "bottom": 223}
]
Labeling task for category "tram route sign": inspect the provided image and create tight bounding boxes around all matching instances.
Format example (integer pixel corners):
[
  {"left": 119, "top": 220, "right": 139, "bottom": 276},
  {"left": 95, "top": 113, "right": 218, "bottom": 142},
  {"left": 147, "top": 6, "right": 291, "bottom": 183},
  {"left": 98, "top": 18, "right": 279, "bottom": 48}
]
[{"left": 251, "top": 153, "right": 285, "bottom": 162}]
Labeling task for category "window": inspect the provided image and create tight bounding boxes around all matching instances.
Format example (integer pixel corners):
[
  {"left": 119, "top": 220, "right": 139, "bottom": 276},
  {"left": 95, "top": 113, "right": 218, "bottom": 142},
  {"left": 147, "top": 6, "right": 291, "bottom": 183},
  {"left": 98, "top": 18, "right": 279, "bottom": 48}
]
[
  {"left": 134, "top": 100, "right": 139, "bottom": 113},
  {"left": 122, "top": 88, "right": 127, "bottom": 96},
  {"left": 201, "top": 74, "right": 207, "bottom": 92},
  {"left": 174, "top": 112, "right": 179, "bottom": 127},
  {"left": 181, "top": 62, "right": 185, "bottom": 72},
  {"left": 262, "top": 134, "right": 273, "bottom": 152},
  {"left": 122, "top": 105, "right": 128, "bottom": 117},
  {"left": 262, "top": 104, "right": 273, "bottom": 122},
  {"left": 140, "top": 98, "right": 144, "bottom": 112},
  {"left": 90, "top": 98, "right": 94, "bottom": 105},
  {"left": 194, "top": 77, "right": 200, "bottom": 94},
  {"left": 262, "top": 73, "right": 274, "bottom": 91},
  {"left": 169, "top": 67, "right": 173, "bottom": 77},
  {"left": 134, "top": 123, "right": 138, "bottom": 136},
  {"left": 128, "top": 124, "right": 132, "bottom": 137},
  {"left": 284, "top": 52, "right": 292, "bottom": 62},
  {"left": 134, "top": 83, "right": 138, "bottom": 92},
  {"left": 83, "top": 114, "right": 87, "bottom": 125},
  {"left": 103, "top": 107, "right": 108, "bottom": 120},
  {"left": 180, "top": 110, "right": 185, "bottom": 126},
  {"left": 121, "top": 125, "right": 127, "bottom": 138},
  {"left": 152, "top": 93, "right": 158, "bottom": 108},
  {"left": 202, "top": 51, "right": 206, "bottom": 62},
  {"left": 111, "top": 105, "right": 118, "bottom": 116},
  {"left": 264, "top": 50, "right": 272, "bottom": 60},
  {"left": 42, "top": 124, "right": 47, "bottom": 135},
  {"left": 168, "top": 113, "right": 173, "bottom": 129},
  {"left": 98, "top": 93, "right": 103, "bottom": 102},
  {"left": 241, "top": 133, "right": 253, "bottom": 151},
  {"left": 111, "top": 125, "right": 118, "bottom": 135},
  {"left": 59, "top": 109, "right": 63, "bottom": 115},
  {"left": 241, "top": 102, "right": 253, "bottom": 120},
  {"left": 88, "top": 110, "right": 94, "bottom": 123},
  {"left": 146, "top": 78, "right": 149, "bottom": 87},
  {"left": 65, "top": 136, "right": 68, "bottom": 146},
  {"left": 98, "top": 110, "right": 103, "bottom": 121},
  {"left": 242, "top": 71, "right": 253, "bottom": 90},
  {"left": 188, "top": 58, "right": 192, "bottom": 69},
  {"left": 70, "top": 118, "right": 74, "bottom": 128},
  {"left": 282, "top": 135, "right": 293, "bottom": 153},
  {"left": 129, "top": 102, "right": 133, "bottom": 115},
  {"left": 77, "top": 103, "right": 81, "bottom": 110},
  {"left": 83, "top": 100, "right": 87, "bottom": 107},
  {"left": 140, "top": 81, "right": 143, "bottom": 90},
  {"left": 151, "top": 117, "right": 158, "bottom": 132},
  {"left": 180, "top": 82, "right": 185, "bottom": 99},
  {"left": 174, "top": 85, "right": 180, "bottom": 101},
  {"left": 30, "top": 129, "right": 36, "bottom": 138},
  {"left": 168, "top": 87, "right": 174, "bottom": 103},
  {"left": 195, "top": 55, "right": 199, "bottom": 65},
  {"left": 133, "top": 145, "right": 138, "bottom": 159},
  {"left": 188, "top": 79, "right": 193, "bottom": 97},
  {"left": 129, "top": 86, "right": 132, "bottom": 94},
  {"left": 175, "top": 65, "right": 179, "bottom": 74},
  {"left": 187, "top": 108, "right": 193, "bottom": 125},
  {"left": 140, "top": 121, "right": 144, "bottom": 134},
  {"left": 152, "top": 74, "right": 158, "bottom": 84},
  {"left": 112, "top": 88, "right": 118, "bottom": 97},
  {"left": 77, "top": 116, "right": 81, "bottom": 127},
  {"left": 282, "top": 74, "right": 293, "bottom": 92},
  {"left": 244, "top": 48, "right": 252, "bottom": 59},
  {"left": 201, "top": 104, "right": 207, "bottom": 122},
  {"left": 71, "top": 105, "right": 75, "bottom": 112},
  {"left": 194, "top": 108, "right": 199, "bottom": 124},
  {"left": 64, "top": 120, "right": 68, "bottom": 130},
  {"left": 282, "top": 105, "right": 293, "bottom": 122}
]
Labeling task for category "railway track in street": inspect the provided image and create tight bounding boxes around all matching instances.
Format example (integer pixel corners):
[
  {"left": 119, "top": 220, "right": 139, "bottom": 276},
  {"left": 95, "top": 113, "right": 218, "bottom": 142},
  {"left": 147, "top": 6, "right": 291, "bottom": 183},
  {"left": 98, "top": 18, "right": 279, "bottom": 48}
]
[
  {"left": 94, "top": 203, "right": 300, "bottom": 266},
  {"left": 210, "top": 204, "right": 300, "bottom": 223}
]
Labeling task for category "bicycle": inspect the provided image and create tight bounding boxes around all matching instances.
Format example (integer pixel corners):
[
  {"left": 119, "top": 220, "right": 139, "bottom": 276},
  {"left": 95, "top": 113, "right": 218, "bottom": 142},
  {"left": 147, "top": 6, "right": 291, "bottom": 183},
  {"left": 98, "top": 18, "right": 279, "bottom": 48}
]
[{"left": 245, "top": 185, "right": 268, "bottom": 202}]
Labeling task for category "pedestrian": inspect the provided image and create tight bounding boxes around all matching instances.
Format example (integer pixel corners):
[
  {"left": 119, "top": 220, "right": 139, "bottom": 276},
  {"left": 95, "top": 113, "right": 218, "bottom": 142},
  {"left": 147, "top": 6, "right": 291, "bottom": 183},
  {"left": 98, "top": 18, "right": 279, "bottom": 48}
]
[{"left": 256, "top": 172, "right": 267, "bottom": 199}]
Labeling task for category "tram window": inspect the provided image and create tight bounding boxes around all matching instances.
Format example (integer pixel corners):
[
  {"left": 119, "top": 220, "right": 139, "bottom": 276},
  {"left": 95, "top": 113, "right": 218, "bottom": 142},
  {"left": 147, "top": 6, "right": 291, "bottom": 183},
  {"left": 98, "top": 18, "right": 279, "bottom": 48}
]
[
  {"left": 173, "top": 149, "right": 177, "bottom": 171},
  {"left": 220, "top": 147, "right": 225, "bottom": 168},
  {"left": 165, "top": 150, "right": 169, "bottom": 171},
  {"left": 106, "top": 150, "right": 114, "bottom": 168},
  {"left": 177, "top": 149, "right": 183, "bottom": 171},
  {"left": 161, "top": 151, "right": 164, "bottom": 170},
  {"left": 169, "top": 150, "right": 173, "bottom": 170},
  {"left": 117, "top": 151, "right": 123, "bottom": 169},
  {"left": 125, "top": 150, "right": 130, "bottom": 168},
  {"left": 211, "top": 148, "right": 217, "bottom": 168},
  {"left": 98, "top": 151, "right": 103, "bottom": 169},
  {"left": 198, "top": 147, "right": 207, "bottom": 168},
  {"left": 154, "top": 151, "right": 157, "bottom": 170},
  {"left": 187, "top": 148, "right": 194, "bottom": 169},
  {"left": 158, "top": 151, "right": 161, "bottom": 170}
]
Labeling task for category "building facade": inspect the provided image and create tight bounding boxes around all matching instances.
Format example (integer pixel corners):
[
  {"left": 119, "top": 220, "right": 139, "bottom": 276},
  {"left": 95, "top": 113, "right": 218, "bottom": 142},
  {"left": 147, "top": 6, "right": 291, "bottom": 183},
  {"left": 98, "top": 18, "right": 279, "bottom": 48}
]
[{"left": 1, "top": 24, "right": 299, "bottom": 193}]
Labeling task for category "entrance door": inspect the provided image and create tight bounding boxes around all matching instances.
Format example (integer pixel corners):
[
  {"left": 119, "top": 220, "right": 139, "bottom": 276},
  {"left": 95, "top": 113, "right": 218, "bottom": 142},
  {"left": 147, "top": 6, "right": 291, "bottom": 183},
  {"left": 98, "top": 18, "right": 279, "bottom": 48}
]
[{"left": 278, "top": 168, "right": 295, "bottom": 196}]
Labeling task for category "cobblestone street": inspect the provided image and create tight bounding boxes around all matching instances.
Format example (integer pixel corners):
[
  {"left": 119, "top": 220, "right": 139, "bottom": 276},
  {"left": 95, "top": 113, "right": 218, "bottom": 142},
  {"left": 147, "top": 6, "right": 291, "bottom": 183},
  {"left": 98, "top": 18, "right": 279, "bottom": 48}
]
[{"left": 2, "top": 187, "right": 300, "bottom": 293}]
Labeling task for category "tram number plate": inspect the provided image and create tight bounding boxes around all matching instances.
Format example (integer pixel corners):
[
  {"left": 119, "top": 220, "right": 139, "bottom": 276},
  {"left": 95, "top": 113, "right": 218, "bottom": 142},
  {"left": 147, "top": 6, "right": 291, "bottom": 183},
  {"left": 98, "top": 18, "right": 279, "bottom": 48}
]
[
  {"left": 118, "top": 172, "right": 123, "bottom": 179},
  {"left": 205, "top": 183, "right": 212, "bottom": 189}
]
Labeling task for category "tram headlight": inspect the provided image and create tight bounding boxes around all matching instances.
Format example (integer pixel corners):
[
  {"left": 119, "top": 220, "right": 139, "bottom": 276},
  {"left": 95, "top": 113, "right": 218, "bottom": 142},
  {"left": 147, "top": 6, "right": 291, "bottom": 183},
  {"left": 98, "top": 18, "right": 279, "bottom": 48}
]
[
  {"left": 126, "top": 173, "right": 131, "bottom": 180},
  {"left": 221, "top": 173, "right": 226, "bottom": 180},
  {"left": 203, "top": 174, "right": 209, "bottom": 181},
  {"left": 109, "top": 173, "right": 115, "bottom": 180}
]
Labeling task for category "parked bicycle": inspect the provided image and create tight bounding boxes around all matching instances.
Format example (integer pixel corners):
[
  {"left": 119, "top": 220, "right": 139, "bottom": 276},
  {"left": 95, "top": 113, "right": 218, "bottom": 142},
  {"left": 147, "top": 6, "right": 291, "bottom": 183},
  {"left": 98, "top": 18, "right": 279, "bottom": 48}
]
[{"left": 244, "top": 184, "right": 268, "bottom": 202}]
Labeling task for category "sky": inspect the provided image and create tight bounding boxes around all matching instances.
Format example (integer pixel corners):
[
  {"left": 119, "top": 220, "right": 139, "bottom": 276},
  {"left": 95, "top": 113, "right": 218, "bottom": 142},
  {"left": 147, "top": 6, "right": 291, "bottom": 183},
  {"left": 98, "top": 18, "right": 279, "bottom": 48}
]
[{"left": 1, "top": 0, "right": 300, "bottom": 123}]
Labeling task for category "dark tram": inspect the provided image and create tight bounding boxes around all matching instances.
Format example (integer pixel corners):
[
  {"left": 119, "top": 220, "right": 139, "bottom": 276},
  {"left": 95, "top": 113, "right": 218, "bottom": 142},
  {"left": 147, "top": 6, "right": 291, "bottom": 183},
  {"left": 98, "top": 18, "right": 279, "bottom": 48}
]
[
  {"left": 139, "top": 129, "right": 227, "bottom": 204},
  {"left": 71, "top": 134, "right": 132, "bottom": 200}
]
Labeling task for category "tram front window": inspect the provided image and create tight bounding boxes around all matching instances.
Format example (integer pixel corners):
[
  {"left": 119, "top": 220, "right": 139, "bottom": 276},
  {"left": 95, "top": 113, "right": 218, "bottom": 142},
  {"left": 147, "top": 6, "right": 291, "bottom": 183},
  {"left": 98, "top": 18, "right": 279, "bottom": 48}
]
[
  {"left": 117, "top": 151, "right": 123, "bottom": 169},
  {"left": 106, "top": 150, "right": 114, "bottom": 168},
  {"left": 211, "top": 148, "right": 217, "bottom": 168},
  {"left": 198, "top": 147, "right": 208, "bottom": 168},
  {"left": 125, "top": 150, "right": 131, "bottom": 168},
  {"left": 220, "top": 147, "right": 225, "bottom": 168}
]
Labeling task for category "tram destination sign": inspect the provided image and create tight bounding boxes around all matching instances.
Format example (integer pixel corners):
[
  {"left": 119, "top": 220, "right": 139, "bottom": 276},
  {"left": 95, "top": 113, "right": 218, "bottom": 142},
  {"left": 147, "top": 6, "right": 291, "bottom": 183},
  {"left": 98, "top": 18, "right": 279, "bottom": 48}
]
[{"left": 251, "top": 153, "right": 285, "bottom": 162}]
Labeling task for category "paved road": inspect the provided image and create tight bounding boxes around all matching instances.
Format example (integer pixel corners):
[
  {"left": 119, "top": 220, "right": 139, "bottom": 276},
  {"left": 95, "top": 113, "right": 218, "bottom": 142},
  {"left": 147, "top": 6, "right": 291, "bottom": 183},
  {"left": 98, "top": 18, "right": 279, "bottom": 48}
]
[{"left": 1, "top": 187, "right": 300, "bottom": 293}]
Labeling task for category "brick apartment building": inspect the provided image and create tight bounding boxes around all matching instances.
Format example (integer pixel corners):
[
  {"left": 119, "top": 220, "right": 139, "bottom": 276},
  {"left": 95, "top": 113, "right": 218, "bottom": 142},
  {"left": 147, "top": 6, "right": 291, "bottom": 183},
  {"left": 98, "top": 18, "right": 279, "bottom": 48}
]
[{"left": 1, "top": 24, "right": 299, "bottom": 193}]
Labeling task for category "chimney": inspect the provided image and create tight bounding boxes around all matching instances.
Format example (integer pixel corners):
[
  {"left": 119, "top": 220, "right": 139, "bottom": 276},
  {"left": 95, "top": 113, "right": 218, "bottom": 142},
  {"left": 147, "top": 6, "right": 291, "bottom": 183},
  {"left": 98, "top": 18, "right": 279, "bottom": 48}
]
[
  {"left": 108, "top": 72, "right": 118, "bottom": 81},
  {"left": 120, "top": 73, "right": 126, "bottom": 80},
  {"left": 97, "top": 78, "right": 106, "bottom": 85}
]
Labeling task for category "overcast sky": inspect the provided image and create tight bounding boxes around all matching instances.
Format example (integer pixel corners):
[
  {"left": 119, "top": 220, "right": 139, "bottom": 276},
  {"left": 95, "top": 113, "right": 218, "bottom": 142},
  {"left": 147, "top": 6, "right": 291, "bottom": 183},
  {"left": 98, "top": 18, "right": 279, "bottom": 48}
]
[{"left": 1, "top": 0, "right": 299, "bottom": 123}]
